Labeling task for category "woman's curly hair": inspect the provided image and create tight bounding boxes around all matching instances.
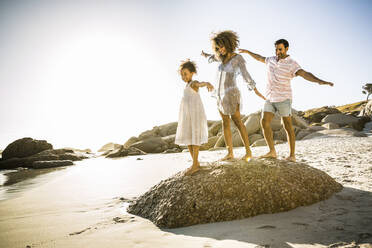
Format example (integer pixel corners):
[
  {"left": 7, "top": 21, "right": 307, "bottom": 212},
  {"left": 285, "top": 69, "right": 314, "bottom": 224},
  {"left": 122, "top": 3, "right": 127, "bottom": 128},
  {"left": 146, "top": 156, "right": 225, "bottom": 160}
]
[
  {"left": 211, "top": 30, "right": 240, "bottom": 54},
  {"left": 179, "top": 59, "right": 197, "bottom": 74}
]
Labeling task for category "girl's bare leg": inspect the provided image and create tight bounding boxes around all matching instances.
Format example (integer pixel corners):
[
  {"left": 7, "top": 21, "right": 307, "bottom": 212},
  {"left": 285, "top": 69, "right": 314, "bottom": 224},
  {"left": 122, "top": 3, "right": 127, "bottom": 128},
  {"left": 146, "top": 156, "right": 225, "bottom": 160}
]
[
  {"left": 231, "top": 105, "right": 252, "bottom": 161},
  {"left": 187, "top": 145, "right": 194, "bottom": 159},
  {"left": 219, "top": 111, "right": 234, "bottom": 160},
  {"left": 185, "top": 145, "right": 201, "bottom": 176}
]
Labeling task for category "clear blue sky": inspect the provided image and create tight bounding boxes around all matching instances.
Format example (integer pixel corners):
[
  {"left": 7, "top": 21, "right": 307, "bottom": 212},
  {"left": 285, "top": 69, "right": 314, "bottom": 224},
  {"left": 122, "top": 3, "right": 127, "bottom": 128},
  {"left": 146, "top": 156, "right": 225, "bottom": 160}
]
[{"left": 0, "top": 0, "right": 371, "bottom": 151}]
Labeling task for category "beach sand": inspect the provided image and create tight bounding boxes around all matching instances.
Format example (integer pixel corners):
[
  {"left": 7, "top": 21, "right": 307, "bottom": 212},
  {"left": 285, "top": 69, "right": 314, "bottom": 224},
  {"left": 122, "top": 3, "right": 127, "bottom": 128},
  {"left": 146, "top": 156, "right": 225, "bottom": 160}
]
[{"left": 0, "top": 136, "right": 371, "bottom": 248}]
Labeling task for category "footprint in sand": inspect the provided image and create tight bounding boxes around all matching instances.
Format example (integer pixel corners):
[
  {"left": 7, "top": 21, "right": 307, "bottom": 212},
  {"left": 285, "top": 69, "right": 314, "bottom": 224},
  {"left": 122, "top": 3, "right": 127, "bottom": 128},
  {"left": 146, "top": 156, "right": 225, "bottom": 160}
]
[
  {"left": 292, "top": 222, "right": 309, "bottom": 226},
  {"left": 113, "top": 216, "right": 135, "bottom": 223},
  {"left": 257, "top": 225, "right": 276, "bottom": 229},
  {"left": 69, "top": 227, "right": 91, "bottom": 236}
]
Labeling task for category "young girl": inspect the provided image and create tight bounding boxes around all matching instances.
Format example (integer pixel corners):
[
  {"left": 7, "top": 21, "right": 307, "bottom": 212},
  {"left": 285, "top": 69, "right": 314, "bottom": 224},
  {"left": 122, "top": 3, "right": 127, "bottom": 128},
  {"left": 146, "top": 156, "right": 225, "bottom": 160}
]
[{"left": 175, "top": 60, "right": 214, "bottom": 176}]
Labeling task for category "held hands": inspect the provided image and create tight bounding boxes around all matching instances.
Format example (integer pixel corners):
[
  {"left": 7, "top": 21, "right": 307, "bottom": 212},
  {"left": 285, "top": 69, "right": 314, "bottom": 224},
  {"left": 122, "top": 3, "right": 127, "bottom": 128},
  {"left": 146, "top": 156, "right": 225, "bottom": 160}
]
[
  {"left": 201, "top": 50, "right": 210, "bottom": 58},
  {"left": 206, "top": 82, "right": 214, "bottom": 92},
  {"left": 254, "top": 88, "right": 267, "bottom": 101}
]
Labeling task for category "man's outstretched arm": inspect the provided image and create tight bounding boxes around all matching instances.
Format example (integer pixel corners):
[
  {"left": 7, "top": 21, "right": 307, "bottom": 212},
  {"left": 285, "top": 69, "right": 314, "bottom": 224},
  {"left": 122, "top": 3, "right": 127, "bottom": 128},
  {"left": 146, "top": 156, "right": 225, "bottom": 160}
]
[
  {"left": 295, "top": 69, "right": 334, "bottom": 86},
  {"left": 239, "top": 49, "right": 266, "bottom": 63}
]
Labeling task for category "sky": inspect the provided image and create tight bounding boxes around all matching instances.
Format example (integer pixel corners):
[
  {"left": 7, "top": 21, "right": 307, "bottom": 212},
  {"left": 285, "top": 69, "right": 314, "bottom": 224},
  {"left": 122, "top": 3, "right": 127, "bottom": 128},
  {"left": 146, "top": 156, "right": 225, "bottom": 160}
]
[{"left": 0, "top": 0, "right": 371, "bottom": 151}]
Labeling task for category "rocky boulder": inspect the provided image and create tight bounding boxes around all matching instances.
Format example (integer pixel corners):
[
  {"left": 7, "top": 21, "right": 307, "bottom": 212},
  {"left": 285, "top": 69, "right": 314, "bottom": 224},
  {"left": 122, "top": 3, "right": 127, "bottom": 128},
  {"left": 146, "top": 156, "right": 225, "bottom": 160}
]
[
  {"left": 105, "top": 146, "right": 146, "bottom": 158},
  {"left": 127, "top": 159, "right": 342, "bottom": 228},
  {"left": 158, "top": 122, "right": 178, "bottom": 137},
  {"left": 0, "top": 148, "right": 88, "bottom": 170},
  {"left": 200, "top": 136, "right": 220, "bottom": 151},
  {"left": 123, "top": 137, "right": 140, "bottom": 148},
  {"left": 244, "top": 113, "right": 261, "bottom": 135},
  {"left": 321, "top": 113, "right": 359, "bottom": 126},
  {"left": 302, "top": 106, "right": 341, "bottom": 123},
  {"left": 2, "top": 138, "right": 53, "bottom": 160},
  {"left": 130, "top": 137, "right": 168, "bottom": 153},
  {"left": 98, "top": 143, "right": 122, "bottom": 152}
]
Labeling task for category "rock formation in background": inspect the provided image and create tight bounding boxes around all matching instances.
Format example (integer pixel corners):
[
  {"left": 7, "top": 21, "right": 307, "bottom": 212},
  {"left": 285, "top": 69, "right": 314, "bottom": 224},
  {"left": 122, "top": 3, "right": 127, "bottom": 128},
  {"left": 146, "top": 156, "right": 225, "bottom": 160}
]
[
  {"left": 0, "top": 138, "right": 90, "bottom": 170},
  {"left": 102, "top": 101, "right": 371, "bottom": 158}
]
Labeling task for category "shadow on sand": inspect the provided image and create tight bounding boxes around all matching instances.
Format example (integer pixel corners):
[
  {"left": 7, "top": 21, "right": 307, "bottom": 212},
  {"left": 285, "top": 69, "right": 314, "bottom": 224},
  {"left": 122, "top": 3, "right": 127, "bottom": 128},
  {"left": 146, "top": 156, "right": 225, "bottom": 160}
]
[{"left": 164, "top": 187, "right": 372, "bottom": 248}]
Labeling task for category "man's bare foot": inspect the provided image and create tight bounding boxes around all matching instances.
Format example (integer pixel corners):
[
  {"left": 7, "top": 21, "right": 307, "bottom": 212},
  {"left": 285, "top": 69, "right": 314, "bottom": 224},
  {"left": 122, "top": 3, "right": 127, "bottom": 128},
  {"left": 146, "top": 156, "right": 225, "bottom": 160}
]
[
  {"left": 259, "top": 151, "right": 277, "bottom": 159},
  {"left": 241, "top": 153, "right": 253, "bottom": 162},
  {"left": 185, "top": 165, "right": 200, "bottom": 176},
  {"left": 285, "top": 156, "right": 296, "bottom": 162},
  {"left": 220, "top": 154, "right": 234, "bottom": 161}
]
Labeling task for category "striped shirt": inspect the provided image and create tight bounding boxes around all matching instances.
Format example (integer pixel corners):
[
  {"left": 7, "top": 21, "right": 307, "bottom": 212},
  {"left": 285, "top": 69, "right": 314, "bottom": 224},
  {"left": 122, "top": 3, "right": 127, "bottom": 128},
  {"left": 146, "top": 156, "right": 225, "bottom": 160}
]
[{"left": 265, "top": 56, "right": 301, "bottom": 102}]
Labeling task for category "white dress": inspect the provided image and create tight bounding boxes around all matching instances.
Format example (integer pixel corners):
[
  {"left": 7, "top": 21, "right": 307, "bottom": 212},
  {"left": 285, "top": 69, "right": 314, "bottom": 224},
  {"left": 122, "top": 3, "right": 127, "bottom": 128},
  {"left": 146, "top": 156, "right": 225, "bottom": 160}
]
[{"left": 175, "top": 81, "right": 208, "bottom": 146}]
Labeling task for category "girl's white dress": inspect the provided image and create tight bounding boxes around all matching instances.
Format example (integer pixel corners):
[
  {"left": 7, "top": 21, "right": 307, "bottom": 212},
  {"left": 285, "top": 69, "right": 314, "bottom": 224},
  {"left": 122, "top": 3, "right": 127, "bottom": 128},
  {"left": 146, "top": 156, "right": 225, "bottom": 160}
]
[{"left": 175, "top": 81, "right": 208, "bottom": 146}]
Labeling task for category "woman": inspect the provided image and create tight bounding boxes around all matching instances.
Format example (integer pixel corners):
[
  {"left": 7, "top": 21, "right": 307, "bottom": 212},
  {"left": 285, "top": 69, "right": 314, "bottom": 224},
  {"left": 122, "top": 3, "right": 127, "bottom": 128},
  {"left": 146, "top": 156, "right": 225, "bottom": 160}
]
[{"left": 202, "top": 30, "right": 266, "bottom": 161}]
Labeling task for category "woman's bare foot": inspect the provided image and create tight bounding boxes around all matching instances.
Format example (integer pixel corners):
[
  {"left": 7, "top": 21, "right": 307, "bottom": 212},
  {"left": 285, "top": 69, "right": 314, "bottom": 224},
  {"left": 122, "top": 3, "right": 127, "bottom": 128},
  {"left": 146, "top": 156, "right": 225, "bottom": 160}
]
[
  {"left": 259, "top": 151, "right": 277, "bottom": 159},
  {"left": 185, "top": 164, "right": 200, "bottom": 176},
  {"left": 220, "top": 153, "right": 234, "bottom": 161},
  {"left": 285, "top": 155, "right": 296, "bottom": 162},
  {"left": 241, "top": 153, "right": 253, "bottom": 162}
]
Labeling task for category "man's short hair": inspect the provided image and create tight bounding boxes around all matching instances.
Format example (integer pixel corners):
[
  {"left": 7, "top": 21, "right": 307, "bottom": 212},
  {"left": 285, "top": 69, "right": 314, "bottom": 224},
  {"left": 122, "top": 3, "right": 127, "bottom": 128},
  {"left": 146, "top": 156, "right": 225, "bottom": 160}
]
[{"left": 275, "top": 39, "right": 289, "bottom": 48}]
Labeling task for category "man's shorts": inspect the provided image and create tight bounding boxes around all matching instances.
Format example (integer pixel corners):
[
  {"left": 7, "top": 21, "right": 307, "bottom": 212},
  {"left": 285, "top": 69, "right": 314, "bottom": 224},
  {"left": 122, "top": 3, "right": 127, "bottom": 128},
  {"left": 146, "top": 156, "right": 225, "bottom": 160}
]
[{"left": 263, "top": 99, "right": 292, "bottom": 117}]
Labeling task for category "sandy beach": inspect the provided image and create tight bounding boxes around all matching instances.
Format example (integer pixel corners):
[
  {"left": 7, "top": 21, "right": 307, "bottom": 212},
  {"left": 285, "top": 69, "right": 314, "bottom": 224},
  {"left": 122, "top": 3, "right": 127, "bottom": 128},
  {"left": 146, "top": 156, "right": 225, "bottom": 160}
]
[{"left": 0, "top": 135, "right": 371, "bottom": 248}]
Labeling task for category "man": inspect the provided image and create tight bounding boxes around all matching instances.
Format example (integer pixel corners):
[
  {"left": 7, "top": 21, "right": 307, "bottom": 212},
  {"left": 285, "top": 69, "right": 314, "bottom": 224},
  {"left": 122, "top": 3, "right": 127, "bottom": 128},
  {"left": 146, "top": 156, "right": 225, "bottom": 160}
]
[{"left": 239, "top": 39, "right": 333, "bottom": 162}]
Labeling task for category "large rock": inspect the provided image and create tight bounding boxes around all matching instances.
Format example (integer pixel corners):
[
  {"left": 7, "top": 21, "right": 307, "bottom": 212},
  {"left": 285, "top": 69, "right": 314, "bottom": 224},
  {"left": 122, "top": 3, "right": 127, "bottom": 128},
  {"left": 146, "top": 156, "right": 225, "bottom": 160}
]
[
  {"left": 0, "top": 148, "right": 88, "bottom": 170},
  {"left": 208, "top": 122, "right": 222, "bottom": 137},
  {"left": 251, "top": 138, "right": 267, "bottom": 147},
  {"left": 321, "top": 113, "right": 359, "bottom": 126},
  {"left": 244, "top": 113, "right": 261, "bottom": 135},
  {"left": 348, "top": 116, "right": 371, "bottom": 131},
  {"left": 200, "top": 136, "right": 219, "bottom": 151},
  {"left": 296, "top": 130, "right": 312, "bottom": 140},
  {"left": 231, "top": 131, "right": 244, "bottom": 147},
  {"left": 158, "top": 122, "right": 178, "bottom": 137},
  {"left": 274, "top": 128, "right": 287, "bottom": 141},
  {"left": 303, "top": 106, "right": 341, "bottom": 123},
  {"left": 291, "top": 114, "right": 309, "bottom": 129},
  {"left": 248, "top": 134, "right": 263, "bottom": 144},
  {"left": 130, "top": 137, "right": 168, "bottom": 153},
  {"left": 98, "top": 143, "right": 122, "bottom": 152},
  {"left": 106, "top": 146, "right": 146, "bottom": 158},
  {"left": 214, "top": 135, "right": 226, "bottom": 148},
  {"left": 2, "top": 138, "right": 53, "bottom": 160},
  {"left": 123, "top": 137, "right": 140, "bottom": 148},
  {"left": 127, "top": 159, "right": 342, "bottom": 228}
]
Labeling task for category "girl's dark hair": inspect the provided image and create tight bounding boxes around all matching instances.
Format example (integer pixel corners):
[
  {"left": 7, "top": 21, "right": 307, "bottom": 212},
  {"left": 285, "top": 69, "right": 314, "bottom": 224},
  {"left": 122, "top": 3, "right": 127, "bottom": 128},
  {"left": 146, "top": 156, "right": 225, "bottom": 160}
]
[
  {"left": 211, "top": 30, "right": 240, "bottom": 53},
  {"left": 275, "top": 39, "right": 289, "bottom": 48},
  {"left": 179, "top": 59, "right": 197, "bottom": 74}
]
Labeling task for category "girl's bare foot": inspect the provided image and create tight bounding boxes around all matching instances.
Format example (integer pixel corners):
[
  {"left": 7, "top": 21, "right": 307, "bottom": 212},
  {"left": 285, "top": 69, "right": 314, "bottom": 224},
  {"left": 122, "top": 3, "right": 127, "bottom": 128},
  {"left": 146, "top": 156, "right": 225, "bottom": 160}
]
[
  {"left": 285, "top": 155, "right": 296, "bottom": 162},
  {"left": 259, "top": 151, "right": 277, "bottom": 159},
  {"left": 220, "top": 154, "right": 234, "bottom": 161},
  {"left": 185, "top": 166, "right": 200, "bottom": 176},
  {"left": 185, "top": 164, "right": 200, "bottom": 176}
]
